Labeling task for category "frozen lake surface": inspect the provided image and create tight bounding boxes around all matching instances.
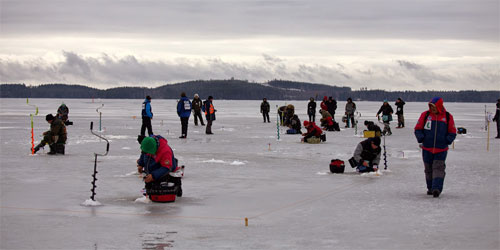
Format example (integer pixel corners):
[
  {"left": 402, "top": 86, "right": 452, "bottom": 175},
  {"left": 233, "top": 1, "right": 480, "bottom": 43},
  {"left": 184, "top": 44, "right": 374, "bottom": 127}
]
[{"left": 1, "top": 98, "right": 499, "bottom": 250}]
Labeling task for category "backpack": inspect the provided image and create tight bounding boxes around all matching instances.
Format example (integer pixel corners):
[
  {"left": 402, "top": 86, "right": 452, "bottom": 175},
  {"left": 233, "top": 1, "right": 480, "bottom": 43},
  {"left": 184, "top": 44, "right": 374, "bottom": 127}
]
[{"left": 330, "top": 159, "right": 345, "bottom": 173}]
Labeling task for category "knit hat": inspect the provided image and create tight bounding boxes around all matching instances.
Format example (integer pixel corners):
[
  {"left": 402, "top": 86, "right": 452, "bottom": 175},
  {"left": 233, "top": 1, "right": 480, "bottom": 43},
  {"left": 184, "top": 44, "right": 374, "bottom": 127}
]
[
  {"left": 140, "top": 137, "right": 158, "bottom": 154},
  {"left": 303, "top": 120, "right": 310, "bottom": 126},
  {"left": 45, "top": 114, "right": 54, "bottom": 121},
  {"left": 370, "top": 137, "right": 381, "bottom": 146},
  {"left": 194, "top": 93, "right": 199, "bottom": 98}
]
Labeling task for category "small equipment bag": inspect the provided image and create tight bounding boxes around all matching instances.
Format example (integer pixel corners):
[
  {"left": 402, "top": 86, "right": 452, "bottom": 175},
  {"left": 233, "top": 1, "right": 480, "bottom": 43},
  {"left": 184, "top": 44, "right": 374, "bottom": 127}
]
[
  {"left": 457, "top": 127, "right": 467, "bottom": 134},
  {"left": 348, "top": 157, "right": 358, "bottom": 168},
  {"left": 330, "top": 159, "right": 345, "bottom": 174}
]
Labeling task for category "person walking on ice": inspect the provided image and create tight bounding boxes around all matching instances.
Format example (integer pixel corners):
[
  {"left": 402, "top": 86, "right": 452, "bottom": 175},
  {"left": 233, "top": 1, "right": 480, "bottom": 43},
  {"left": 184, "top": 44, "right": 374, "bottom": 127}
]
[
  {"left": 141, "top": 95, "right": 154, "bottom": 136},
  {"left": 260, "top": 98, "right": 270, "bottom": 123},
  {"left": 414, "top": 97, "right": 456, "bottom": 198},
  {"left": 177, "top": 92, "right": 192, "bottom": 138}
]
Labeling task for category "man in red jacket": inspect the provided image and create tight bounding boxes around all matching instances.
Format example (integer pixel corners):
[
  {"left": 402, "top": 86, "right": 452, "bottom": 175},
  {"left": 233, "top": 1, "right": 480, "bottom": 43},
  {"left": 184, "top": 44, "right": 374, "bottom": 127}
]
[{"left": 414, "top": 97, "right": 456, "bottom": 198}]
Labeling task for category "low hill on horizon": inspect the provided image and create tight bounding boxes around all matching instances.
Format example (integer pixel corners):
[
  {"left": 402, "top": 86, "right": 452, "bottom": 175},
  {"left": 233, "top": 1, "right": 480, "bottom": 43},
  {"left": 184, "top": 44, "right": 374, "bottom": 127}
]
[{"left": 0, "top": 80, "right": 498, "bottom": 102}]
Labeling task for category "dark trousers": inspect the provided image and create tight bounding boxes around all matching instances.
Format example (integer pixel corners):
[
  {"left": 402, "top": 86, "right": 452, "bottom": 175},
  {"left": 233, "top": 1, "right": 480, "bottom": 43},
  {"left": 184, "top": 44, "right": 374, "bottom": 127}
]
[
  {"left": 262, "top": 112, "right": 270, "bottom": 122},
  {"left": 308, "top": 114, "right": 315, "bottom": 123},
  {"left": 397, "top": 114, "right": 405, "bottom": 127},
  {"left": 496, "top": 121, "right": 500, "bottom": 137},
  {"left": 141, "top": 116, "right": 153, "bottom": 136},
  {"left": 206, "top": 119, "right": 213, "bottom": 134},
  {"left": 193, "top": 110, "right": 205, "bottom": 125},
  {"left": 180, "top": 117, "right": 189, "bottom": 136},
  {"left": 346, "top": 114, "right": 355, "bottom": 128},
  {"left": 423, "top": 150, "right": 447, "bottom": 192}
]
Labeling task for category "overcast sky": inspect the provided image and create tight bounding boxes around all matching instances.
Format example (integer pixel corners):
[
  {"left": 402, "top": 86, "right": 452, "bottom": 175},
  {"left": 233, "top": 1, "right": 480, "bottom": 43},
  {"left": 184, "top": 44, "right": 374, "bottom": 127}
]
[{"left": 1, "top": 0, "right": 498, "bottom": 91}]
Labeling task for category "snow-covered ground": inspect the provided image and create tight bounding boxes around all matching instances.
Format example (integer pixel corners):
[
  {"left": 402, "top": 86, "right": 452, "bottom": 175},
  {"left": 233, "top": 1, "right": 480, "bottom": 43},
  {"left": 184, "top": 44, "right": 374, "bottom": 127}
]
[{"left": 1, "top": 98, "right": 499, "bottom": 250}]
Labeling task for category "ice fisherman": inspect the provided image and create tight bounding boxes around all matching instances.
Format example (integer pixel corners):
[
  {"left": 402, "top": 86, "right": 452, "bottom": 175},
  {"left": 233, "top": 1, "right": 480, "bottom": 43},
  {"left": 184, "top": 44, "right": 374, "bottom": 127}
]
[
  {"left": 177, "top": 92, "right": 192, "bottom": 139},
  {"left": 260, "top": 98, "right": 271, "bottom": 123},
  {"left": 192, "top": 94, "right": 205, "bottom": 126},
  {"left": 288, "top": 114, "right": 302, "bottom": 134},
  {"left": 33, "top": 114, "right": 67, "bottom": 154},
  {"left": 326, "top": 96, "right": 337, "bottom": 121},
  {"left": 307, "top": 97, "right": 316, "bottom": 122},
  {"left": 57, "top": 103, "right": 73, "bottom": 126},
  {"left": 302, "top": 121, "right": 323, "bottom": 143},
  {"left": 137, "top": 136, "right": 182, "bottom": 197},
  {"left": 345, "top": 97, "right": 356, "bottom": 128},
  {"left": 203, "top": 96, "right": 216, "bottom": 134},
  {"left": 376, "top": 100, "right": 394, "bottom": 135},
  {"left": 493, "top": 99, "right": 500, "bottom": 139},
  {"left": 141, "top": 95, "right": 154, "bottom": 136},
  {"left": 414, "top": 97, "right": 456, "bottom": 198},
  {"left": 319, "top": 109, "right": 335, "bottom": 131},
  {"left": 395, "top": 98, "right": 406, "bottom": 128},
  {"left": 351, "top": 137, "right": 381, "bottom": 173},
  {"left": 363, "top": 120, "right": 382, "bottom": 137}
]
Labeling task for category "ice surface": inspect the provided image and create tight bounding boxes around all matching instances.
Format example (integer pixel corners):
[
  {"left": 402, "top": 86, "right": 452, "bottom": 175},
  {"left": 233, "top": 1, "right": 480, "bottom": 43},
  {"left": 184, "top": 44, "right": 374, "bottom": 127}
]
[{"left": 1, "top": 98, "right": 499, "bottom": 250}]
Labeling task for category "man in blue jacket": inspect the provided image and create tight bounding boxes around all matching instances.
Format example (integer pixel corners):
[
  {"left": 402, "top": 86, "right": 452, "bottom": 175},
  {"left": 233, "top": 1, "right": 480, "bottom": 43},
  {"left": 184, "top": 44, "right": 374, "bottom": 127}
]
[
  {"left": 177, "top": 92, "right": 192, "bottom": 138},
  {"left": 141, "top": 96, "right": 154, "bottom": 136}
]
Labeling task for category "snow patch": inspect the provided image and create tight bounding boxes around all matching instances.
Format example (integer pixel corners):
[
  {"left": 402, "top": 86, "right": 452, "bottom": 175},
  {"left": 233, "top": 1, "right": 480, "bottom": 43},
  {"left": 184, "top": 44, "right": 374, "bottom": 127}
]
[
  {"left": 107, "top": 135, "right": 131, "bottom": 139},
  {"left": 114, "top": 171, "right": 140, "bottom": 177},
  {"left": 134, "top": 196, "right": 151, "bottom": 203},
  {"left": 203, "top": 158, "right": 227, "bottom": 164},
  {"left": 81, "top": 199, "right": 102, "bottom": 206},
  {"left": 316, "top": 172, "right": 329, "bottom": 175},
  {"left": 230, "top": 160, "right": 246, "bottom": 165},
  {"left": 122, "top": 147, "right": 131, "bottom": 150},
  {"left": 360, "top": 170, "right": 383, "bottom": 177}
]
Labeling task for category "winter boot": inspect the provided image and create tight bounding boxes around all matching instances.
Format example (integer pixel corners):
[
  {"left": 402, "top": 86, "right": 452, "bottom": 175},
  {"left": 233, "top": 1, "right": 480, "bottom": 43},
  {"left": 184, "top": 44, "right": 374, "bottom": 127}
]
[
  {"left": 33, "top": 143, "right": 44, "bottom": 153},
  {"left": 47, "top": 144, "right": 57, "bottom": 155},
  {"left": 55, "top": 143, "right": 65, "bottom": 155},
  {"left": 432, "top": 189, "right": 441, "bottom": 198}
]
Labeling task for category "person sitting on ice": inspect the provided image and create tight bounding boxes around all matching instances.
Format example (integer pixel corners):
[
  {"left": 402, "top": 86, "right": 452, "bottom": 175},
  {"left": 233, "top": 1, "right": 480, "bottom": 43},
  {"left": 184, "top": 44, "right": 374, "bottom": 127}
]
[
  {"left": 319, "top": 109, "right": 335, "bottom": 131},
  {"left": 302, "top": 120, "right": 323, "bottom": 143},
  {"left": 364, "top": 120, "right": 382, "bottom": 137},
  {"left": 351, "top": 137, "right": 381, "bottom": 173},
  {"left": 33, "top": 114, "right": 67, "bottom": 154},
  {"left": 287, "top": 114, "right": 302, "bottom": 134},
  {"left": 137, "top": 135, "right": 182, "bottom": 197}
]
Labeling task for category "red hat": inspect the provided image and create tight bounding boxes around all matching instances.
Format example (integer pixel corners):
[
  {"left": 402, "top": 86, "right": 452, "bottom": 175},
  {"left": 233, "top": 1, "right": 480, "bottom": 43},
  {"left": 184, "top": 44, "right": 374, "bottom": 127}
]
[{"left": 303, "top": 120, "right": 309, "bottom": 126}]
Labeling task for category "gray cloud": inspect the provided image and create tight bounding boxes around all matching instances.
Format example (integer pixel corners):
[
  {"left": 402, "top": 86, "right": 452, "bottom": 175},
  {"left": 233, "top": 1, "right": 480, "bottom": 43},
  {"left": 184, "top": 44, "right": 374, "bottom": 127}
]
[
  {"left": 2, "top": 0, "right": 498, "bottom": 41},
  {"left": 1, "top": 51, "right": 498, "bottom": 91}
]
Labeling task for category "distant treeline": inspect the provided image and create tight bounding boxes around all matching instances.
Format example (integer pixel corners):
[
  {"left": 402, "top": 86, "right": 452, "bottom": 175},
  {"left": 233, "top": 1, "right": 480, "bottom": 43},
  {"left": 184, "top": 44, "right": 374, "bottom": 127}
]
[{"left": 0, "top": 80, "right": 498, "bottom": 102}]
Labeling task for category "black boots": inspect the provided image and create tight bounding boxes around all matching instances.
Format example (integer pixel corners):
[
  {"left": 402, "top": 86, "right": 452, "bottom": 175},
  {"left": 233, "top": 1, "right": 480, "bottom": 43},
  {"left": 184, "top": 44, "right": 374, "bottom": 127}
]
[{"left": 47, "top": 144, "right": 57, "bottom": 155}]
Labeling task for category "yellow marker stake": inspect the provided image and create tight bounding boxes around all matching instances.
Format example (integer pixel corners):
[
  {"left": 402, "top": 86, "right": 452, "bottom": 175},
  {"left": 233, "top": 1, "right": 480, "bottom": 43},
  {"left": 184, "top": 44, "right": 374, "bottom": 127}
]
[{"left": 245, "top": 217, "right": 248, "bottom": 227}]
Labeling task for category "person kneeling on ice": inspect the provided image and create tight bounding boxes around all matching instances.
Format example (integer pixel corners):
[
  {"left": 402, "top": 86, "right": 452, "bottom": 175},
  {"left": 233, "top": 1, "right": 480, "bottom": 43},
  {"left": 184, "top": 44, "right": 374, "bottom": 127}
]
[
  {"left": 364, "top": 120, "right": 382, "bottom": 137},
  {"left": 319, "top": 109, "right": 335, "bottom": 131},
  {"left": 352, "top": 137, "right": 381, "bottom": 173},
  {"left": 33, "top": 114, "right": 67, "bottom": 154},
  {"left": 287, "top": 114, "right": 302, "bottom": 134},
  {"left": 302, "top": 121, "right": 323, "bottom": 143},
  {"left": 137, "top": 136, "right": 183, "bottom": 200}
]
